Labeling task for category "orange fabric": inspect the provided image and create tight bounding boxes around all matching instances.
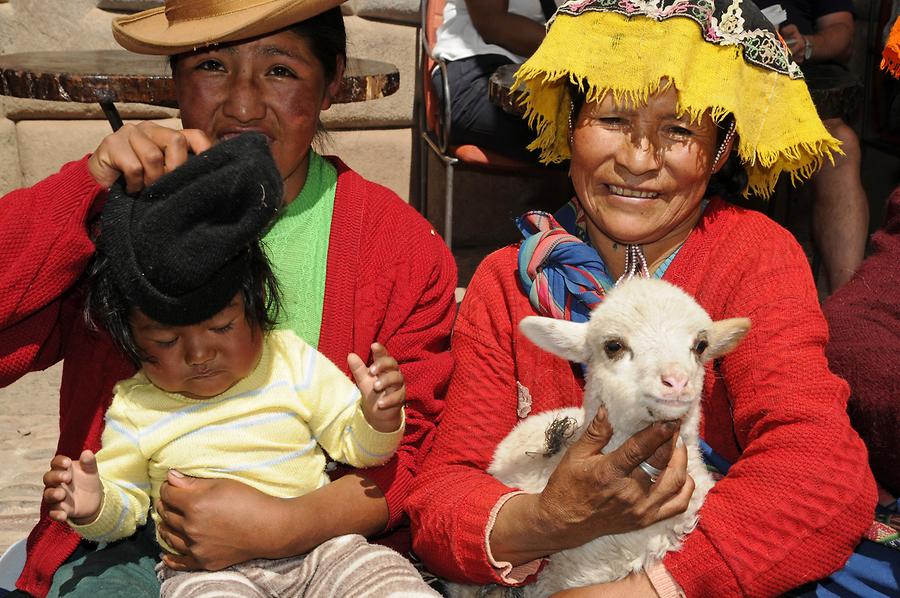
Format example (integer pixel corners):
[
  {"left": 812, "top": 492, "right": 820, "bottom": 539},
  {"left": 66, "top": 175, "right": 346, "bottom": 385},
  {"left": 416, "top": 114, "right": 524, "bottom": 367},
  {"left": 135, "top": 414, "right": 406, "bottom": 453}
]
[
  {"left": 451, "top": 145, "right": 536, "bottom": 170},
  {"left": 883, "top": 18, "right": 900, "bottom": 77}
]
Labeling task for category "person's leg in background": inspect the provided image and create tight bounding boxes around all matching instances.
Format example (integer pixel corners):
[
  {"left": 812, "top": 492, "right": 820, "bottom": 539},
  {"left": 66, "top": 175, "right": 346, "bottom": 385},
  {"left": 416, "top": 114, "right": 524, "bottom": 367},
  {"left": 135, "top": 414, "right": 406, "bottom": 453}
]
[
  {"left": 810, "top": 117, "right": 869, "bottom": 292},
  {"left": 432, "top": 54, "right": 541, "bottom": 163}
]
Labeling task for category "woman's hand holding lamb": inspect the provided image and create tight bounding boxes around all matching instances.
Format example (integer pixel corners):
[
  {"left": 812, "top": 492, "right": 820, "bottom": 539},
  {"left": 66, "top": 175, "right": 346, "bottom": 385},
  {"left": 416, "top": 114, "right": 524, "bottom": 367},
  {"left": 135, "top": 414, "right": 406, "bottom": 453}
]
[
  {"left": 42, "top": 450, "right": 104, "bottom": 525},
  {"left": 490, "top": 408, "right": 693, "bottom": 565},
  {"left": 535, "top": 408, "right": 693, "bottom": 551}
]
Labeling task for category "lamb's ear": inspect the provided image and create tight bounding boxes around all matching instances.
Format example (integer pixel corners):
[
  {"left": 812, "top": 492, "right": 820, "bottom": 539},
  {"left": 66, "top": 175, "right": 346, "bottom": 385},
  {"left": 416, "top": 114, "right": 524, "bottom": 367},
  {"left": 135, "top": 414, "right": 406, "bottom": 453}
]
[
  {"left": 519, "top": 316, "right": 590, "bottom": 363},
  {"left": 705, "top": 317, "right": 751, "bottom": 360}
]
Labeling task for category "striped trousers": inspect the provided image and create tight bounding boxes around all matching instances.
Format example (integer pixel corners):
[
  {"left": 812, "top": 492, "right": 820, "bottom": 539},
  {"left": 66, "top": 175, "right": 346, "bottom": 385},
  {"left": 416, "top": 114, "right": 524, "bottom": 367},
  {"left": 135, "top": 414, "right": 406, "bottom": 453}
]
[{"left": 157, "top": 534, "right": 441, "bottom": 597}]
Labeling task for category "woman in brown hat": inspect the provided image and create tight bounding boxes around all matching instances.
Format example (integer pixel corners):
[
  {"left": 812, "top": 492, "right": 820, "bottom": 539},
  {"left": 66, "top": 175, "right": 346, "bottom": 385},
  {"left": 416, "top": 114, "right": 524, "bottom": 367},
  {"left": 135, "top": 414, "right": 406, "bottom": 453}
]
[{"left": 0, "top": 1, "right": 455, "bottom": 596}]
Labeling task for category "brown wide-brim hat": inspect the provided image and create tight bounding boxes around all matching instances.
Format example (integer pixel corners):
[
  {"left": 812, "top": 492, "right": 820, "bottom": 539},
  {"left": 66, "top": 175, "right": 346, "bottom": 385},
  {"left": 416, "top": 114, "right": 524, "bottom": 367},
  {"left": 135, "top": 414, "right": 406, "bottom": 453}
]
[{"left": 113, "top": 0, "right": 346, "bottom": 55}]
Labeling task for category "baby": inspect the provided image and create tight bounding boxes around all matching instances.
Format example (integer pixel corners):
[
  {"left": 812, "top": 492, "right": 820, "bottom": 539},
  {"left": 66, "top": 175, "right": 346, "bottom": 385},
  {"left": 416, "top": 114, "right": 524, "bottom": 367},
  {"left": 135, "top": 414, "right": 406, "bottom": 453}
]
[{"left": 41, "top": 134, "right": 438, "bottom": 597}]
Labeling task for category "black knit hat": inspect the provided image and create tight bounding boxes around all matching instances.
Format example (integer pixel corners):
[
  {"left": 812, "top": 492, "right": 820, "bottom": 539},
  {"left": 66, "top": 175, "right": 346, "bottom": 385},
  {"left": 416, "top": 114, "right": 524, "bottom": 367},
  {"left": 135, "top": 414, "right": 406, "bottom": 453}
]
[{"left": 99, "top": 133, "right": 282, "bottom": 326}]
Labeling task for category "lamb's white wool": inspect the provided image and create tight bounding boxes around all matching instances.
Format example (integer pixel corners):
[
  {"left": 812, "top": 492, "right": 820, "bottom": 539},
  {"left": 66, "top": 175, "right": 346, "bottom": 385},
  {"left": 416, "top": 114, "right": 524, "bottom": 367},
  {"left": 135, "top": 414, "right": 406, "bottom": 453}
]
[{"left": 446, "top": 278, "right": 750, "bottom": 598}]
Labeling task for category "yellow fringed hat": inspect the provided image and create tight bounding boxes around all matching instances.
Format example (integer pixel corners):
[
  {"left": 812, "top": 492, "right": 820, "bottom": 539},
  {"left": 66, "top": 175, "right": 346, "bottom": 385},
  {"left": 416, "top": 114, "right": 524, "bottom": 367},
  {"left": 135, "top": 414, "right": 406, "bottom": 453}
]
[
  {"left": 514, "top": 0, "right": 840, "bottom": 198},
  {"left": 882, "top": 17, "right": 900, "bottom": 77}
]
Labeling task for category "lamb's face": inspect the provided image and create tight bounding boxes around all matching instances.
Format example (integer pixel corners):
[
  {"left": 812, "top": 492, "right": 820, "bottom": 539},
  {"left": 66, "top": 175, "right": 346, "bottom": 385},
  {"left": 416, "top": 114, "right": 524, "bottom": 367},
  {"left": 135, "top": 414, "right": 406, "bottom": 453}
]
[
  {"left": 583, "top": 298, "right": 714, "bottom": 422},
  {"left": 520, "top": 278, "right": 750, "bottom": 425}
]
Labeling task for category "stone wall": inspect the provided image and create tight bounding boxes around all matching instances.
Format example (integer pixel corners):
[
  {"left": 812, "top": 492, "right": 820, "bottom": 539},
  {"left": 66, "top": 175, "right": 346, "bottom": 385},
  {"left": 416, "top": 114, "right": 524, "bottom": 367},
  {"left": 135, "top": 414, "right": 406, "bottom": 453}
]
[{"left": 0, "top": 0, "right": 420, "bottom": 200}]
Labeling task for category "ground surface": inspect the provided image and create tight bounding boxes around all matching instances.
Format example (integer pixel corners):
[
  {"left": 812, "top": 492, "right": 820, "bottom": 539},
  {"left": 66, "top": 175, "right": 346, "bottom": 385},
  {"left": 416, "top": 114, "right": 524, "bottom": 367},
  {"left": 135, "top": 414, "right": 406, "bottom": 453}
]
[{"left": 0, "top": 364, "right": 61, "bottom": 554}]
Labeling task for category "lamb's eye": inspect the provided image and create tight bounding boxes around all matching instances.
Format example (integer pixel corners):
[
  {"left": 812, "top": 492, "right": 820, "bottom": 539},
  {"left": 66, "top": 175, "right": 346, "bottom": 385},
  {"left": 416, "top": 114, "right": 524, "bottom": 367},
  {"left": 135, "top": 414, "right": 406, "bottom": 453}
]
[
  {"left": 694, "top": 339, "right": 709, "bottom": 356},
  {"left": 604, "top": 340, "right": 624, "bottom": 358}
]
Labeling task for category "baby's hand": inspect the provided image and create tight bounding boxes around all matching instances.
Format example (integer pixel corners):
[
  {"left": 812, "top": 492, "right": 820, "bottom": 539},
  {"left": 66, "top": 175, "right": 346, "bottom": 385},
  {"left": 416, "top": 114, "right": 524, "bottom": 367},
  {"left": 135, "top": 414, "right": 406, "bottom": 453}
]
[
  {"left": 348, "top": 343, "right": 406, "bottom": 433},
  {"left": 42, "top": 450, "right": 104, "bottom": 525}
]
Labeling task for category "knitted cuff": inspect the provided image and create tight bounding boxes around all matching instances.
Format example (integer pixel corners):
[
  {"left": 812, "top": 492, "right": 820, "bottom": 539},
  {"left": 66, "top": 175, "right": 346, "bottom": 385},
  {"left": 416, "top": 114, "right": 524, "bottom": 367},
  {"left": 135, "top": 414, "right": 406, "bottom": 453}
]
[
  {"left": 348, "top": 404, "right": 406, "bottom": 467},
  {"left": 68, "top": 482, "right": 129, "bottom": 542},
  {"left": 646, "top": 562, "right": 686, "bottom": 598},
  {"left": 485, "top": 491, "right": 545, "bottom": 585}
]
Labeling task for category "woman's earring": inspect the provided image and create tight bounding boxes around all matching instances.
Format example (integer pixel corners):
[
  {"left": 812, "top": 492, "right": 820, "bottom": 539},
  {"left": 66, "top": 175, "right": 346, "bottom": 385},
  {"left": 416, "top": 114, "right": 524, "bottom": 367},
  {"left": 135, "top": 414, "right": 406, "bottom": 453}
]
[
  {"left": 713, "top": 121, "right": 736, "bottom": 167},
  {"left": 568, "top": 104, "right": 576, "bottom": 147}
]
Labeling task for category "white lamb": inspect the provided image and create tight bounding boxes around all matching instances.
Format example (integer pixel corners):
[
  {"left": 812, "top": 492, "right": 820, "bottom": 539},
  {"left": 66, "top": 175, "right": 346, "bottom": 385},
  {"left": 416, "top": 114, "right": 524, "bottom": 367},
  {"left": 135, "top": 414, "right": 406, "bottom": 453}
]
[{"left": 447, "top": 278, "right": 750, "bottom": 598}]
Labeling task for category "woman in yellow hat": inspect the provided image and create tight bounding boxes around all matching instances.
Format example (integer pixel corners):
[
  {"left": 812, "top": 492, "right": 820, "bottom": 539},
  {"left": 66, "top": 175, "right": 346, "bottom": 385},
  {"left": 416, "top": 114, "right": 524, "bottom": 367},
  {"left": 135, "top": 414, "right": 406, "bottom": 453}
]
[
  {"left": 0, "top": 1, "right": 454, "bottom": 596},
  {"left": 407, "top": 0, "right": 878, "bottom": 596}
]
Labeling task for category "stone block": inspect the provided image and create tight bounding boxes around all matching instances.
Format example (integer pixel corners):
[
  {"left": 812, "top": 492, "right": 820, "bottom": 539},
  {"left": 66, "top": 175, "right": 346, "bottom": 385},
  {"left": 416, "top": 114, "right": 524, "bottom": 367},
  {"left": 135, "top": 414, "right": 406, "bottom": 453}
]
[
  {"left": 0, "top": 1, "right": 120, "bottom": 55},
  {"left": 0, "top": 118, "right": 22, "bottom": 194},
  {"left": 323, "top": 17, "right": 415, "bottom": 129},
  {"left": 2, "top": 97, "right": 179, "bottom": 122},
  {"left": 324, "top": 128, "right": 412, "bottom": 202},
  {"left": 356, "top": 0, "right": 418, "bottom": 26},
  {"left": 16, "top": 117, "right": 180, "bottom": 186}
]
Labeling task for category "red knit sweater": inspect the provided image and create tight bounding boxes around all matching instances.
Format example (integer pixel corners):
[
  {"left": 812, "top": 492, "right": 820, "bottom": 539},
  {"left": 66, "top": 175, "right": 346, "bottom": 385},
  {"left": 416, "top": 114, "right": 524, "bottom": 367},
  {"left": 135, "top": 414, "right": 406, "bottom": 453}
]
[
  {"left": 824, "top": 187, "right": 900, "bottom": 497},
  {"left": 407, "top": 199, "right": 876, "bottom": 598},
  {"left": 0, "top": 157, "right": 457, "bottom": 597}
]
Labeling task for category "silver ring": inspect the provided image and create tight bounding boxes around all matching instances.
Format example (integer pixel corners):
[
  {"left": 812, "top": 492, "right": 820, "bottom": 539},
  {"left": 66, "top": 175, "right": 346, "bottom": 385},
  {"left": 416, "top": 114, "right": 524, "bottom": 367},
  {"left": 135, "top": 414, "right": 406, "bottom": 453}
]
[{"left": 638, "top": 461, "right": 663, "bottom": 483}]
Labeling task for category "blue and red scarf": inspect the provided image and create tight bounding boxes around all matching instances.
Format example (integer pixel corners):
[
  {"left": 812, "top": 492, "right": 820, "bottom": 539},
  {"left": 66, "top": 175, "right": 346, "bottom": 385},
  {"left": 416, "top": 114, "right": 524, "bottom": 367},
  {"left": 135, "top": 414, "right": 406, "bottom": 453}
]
[{"left": 515, "top": 200, "right": 614, "bottom": 324}]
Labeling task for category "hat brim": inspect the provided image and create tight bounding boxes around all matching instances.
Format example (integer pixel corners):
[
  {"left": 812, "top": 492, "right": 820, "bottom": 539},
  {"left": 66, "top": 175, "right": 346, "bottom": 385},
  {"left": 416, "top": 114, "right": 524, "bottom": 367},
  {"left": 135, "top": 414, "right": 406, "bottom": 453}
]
[{"left": 112, "top": 0, "right": 345, "bottom": 56}]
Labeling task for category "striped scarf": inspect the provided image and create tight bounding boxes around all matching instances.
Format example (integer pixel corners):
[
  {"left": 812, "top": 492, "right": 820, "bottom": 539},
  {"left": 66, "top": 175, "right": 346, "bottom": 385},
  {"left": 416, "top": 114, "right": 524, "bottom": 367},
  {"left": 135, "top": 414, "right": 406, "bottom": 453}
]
[{"left": 515, "top": 200, "right": 612, "bottom": 323}]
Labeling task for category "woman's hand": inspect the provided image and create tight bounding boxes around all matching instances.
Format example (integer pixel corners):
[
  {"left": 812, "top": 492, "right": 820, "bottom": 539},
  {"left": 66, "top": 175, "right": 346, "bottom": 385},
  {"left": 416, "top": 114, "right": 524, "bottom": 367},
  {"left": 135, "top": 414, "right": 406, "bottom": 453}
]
[
  {"left": 156, "top": 469, "right": 389, "bottom": 571},
  {"left": 550, "top": 572, "right": 660, "bottom": 597},
  {"left": 87, "top": 122, "right": 213, "bottom": 193},
  {"left": 155, "top": 470, "right": 298, "bottom": 571},
  {"left": 490, "top": 408, "right": 693, "bottom": 564},
  {"left": 537, "top": 409, "right": 692, "bottom": 547}
]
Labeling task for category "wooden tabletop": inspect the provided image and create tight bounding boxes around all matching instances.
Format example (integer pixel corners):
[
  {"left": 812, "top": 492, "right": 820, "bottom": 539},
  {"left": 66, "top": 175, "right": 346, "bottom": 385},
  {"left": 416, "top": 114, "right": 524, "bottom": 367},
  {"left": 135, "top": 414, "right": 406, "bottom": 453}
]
[{"left": 0, "top": 50, "right": 399, "bottom": 106}]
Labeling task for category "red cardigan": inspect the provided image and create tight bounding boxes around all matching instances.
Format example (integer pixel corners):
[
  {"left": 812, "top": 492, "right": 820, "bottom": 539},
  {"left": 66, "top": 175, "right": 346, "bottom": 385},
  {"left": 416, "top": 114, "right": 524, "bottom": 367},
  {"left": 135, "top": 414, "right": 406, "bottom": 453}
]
[
  {"left": 0, "top": 156, "right": 457, "bottom": 597},
  {"left": 407, "top": 198, "right": 876, "bottom": 598}
]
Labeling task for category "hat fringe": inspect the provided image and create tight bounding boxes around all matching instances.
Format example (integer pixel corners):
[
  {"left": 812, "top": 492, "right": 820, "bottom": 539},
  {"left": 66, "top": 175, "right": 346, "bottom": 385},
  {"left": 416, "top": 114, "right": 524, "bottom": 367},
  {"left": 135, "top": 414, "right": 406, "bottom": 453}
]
[{"left": 514, "top": 11, "right": 840, "bottom": 198}]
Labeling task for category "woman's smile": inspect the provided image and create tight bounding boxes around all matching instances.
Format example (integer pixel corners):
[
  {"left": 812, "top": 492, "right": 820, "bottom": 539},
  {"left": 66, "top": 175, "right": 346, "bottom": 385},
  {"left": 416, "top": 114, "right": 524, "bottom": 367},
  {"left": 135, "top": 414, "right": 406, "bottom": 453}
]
[{"left": 605, "top": 184, "right": 660, "bottom": 200}]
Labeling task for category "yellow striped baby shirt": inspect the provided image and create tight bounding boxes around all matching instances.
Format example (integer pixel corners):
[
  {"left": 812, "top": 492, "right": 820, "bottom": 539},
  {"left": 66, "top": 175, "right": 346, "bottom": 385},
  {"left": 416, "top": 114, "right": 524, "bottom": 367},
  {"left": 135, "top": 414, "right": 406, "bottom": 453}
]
[{"left": 71, "top": 329, "right": 404, "bottom": 548}]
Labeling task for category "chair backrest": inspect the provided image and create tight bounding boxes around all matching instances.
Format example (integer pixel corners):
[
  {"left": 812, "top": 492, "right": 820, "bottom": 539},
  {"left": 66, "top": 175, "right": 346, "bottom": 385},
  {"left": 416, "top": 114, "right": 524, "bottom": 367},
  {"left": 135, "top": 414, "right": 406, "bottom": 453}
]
[
  {"left": 0, "top": 539, "right": 26, "bottom": 591},
  {"left": 420, "top": 0, "right": 446, "bottom": 139}
]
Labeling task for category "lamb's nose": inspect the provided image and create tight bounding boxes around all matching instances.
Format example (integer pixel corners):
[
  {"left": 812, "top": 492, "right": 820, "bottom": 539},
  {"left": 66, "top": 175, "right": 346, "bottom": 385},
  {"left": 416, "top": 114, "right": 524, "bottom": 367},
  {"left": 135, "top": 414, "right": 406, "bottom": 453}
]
[{"left": 661, "top": 374, "right": 689, "bottom": 396}]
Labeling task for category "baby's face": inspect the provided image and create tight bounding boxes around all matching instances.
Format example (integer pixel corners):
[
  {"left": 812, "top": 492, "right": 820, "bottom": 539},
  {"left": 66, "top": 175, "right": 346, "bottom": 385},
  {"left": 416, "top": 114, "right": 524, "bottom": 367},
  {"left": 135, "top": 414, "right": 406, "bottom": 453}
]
[{"left": 130, "top": 294, "right": 263, "bottom": 399}]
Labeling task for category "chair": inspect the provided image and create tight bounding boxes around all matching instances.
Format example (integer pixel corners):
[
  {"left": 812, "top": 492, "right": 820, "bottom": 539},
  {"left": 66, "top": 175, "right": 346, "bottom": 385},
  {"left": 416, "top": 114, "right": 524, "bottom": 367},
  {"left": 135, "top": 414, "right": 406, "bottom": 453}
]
[
  {"left": 416, "top": 0, "right": 548, "bottom": 250},
  {"left": 0, "top": 539, "right": 26, "bottom": 593}
]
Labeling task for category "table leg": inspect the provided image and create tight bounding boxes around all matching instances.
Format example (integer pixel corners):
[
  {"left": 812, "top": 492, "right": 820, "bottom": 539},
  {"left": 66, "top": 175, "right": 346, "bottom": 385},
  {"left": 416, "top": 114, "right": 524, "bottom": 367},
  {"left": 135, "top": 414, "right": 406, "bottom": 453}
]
[{"left": 99, "top": 101, "right": 124, "bottom": 132}]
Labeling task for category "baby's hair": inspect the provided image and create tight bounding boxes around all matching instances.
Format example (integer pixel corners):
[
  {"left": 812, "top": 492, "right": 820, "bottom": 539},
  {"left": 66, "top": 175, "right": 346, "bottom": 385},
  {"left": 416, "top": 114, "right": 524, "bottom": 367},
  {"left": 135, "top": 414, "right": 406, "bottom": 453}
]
[{"left": 83, "top": 241, "right": 281, "bottom": 366}]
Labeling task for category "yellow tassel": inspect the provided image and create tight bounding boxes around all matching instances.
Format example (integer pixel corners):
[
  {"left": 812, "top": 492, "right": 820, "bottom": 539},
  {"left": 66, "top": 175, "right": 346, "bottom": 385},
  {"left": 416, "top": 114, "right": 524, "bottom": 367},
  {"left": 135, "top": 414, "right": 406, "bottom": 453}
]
[{"left": 514, "top": 12, "right": 840, "bottom": 198}]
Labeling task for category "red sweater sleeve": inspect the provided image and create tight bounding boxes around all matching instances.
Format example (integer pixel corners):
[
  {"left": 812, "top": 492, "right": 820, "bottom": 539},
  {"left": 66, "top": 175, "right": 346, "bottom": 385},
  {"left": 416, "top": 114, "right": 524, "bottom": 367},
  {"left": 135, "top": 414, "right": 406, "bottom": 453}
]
[
  {"left": 320, "top": 165, "right": 457, "bottom": 532},
  {"left": 360, "top": 232, "right": 458, "bottom": 530},
  {"left": 408, "top": 250, "right": 542, "bottom": 584},
  {"left": 664, "top": 224, "right": 877, "bottom": 597},
  {"left": 0, "top": 157, "right": 104, "bottom": 386}
]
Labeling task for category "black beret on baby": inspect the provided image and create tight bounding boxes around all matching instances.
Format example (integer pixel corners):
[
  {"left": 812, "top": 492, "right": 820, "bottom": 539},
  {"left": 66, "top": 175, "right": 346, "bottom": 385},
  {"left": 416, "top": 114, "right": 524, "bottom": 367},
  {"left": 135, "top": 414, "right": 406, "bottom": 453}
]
[{"left": 99, "top": 133, "right": 282, "bottom": 326}]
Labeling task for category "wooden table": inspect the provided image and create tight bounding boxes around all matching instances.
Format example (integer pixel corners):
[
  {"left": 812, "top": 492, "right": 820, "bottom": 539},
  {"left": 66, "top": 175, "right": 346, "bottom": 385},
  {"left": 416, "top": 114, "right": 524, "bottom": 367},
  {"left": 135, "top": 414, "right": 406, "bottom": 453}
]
[
  {"left": 0, "top": 50, "right": 400, "bottom": 130},
  {"left": 488, "top": 62, "right": 862, "bottom": 121}
]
